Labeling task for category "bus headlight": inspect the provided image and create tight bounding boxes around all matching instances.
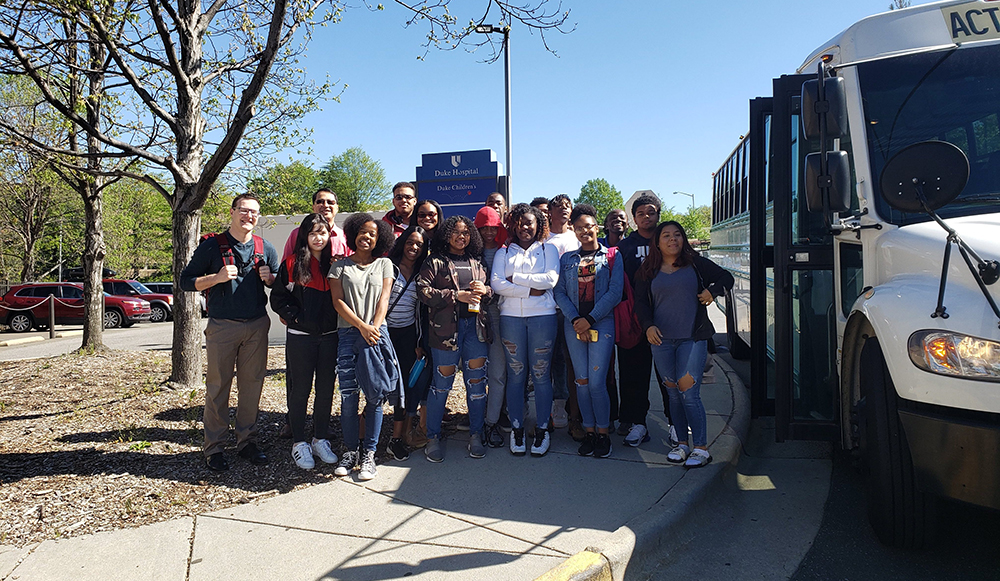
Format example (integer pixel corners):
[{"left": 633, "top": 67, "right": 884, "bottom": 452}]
[{"left": 908, "top": 330, "right": 1000, "bottom": 382}]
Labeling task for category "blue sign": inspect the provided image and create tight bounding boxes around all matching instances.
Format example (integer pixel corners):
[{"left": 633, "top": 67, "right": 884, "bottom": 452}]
[{"left": 415, "top": 150, "right": 503, "bottom": 218}]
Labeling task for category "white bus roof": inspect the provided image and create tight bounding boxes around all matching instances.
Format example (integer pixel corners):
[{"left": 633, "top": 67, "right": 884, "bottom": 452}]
[{"left": 798, "top": 0, "right": 1000, "bottom": 72}]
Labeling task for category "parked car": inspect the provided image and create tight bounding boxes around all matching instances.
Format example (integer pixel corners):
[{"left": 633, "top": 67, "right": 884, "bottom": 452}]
[
  {"left": 0, "top": 282, "right": 151, "bottom": 332},
  {"left": 102, "top": 279, "right": 174, "bottom": 323},
  {"left": 143, "top": 281, "right": 207, "bottom": 317}
]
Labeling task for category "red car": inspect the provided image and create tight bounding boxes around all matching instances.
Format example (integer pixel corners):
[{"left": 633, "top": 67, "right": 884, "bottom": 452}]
[
  {"left": 0, "top": 282, "right": 151, "bottom": 332},
  {"left": 102, "top": 279, "right": 174, "bottom": 323}
]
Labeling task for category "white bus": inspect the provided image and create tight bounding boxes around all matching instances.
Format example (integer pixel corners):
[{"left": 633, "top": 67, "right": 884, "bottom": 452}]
[{"left": 710, "top": 0, "right": 1000, "bottom": 548}]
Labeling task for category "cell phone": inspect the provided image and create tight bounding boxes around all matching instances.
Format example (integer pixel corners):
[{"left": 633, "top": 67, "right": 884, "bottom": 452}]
[{"left": 589, "top": 329, "right": 599, "bottom": 342}]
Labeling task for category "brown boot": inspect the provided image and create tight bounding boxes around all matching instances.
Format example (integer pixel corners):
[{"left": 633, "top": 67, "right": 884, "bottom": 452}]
[{"left": 406, "top": 414, "right": 428, "bottom": 449}]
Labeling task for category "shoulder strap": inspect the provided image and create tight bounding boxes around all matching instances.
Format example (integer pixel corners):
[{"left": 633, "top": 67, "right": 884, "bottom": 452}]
[
  {"left": 252, "top": 235, "right": 265, "bottom": 263},
  {"left": 215, "top": 232, "right": 235, "bottom": 266},
  {"left": 607, "top": 246, "right": 617, "bottom": 268}
]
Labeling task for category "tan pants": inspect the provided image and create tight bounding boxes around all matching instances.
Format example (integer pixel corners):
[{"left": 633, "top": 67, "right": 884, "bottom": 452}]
[{"left": 203, "top": 315, "right": 270, "bottom": 457}]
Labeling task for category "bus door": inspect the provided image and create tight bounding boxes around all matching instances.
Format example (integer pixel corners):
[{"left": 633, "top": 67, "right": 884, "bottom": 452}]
[
  {"left": 748, "top": 96, "right": 774, "bottom": 419},
  {"left": 769, "top": 74, "right": 840, "bottom": 442}
]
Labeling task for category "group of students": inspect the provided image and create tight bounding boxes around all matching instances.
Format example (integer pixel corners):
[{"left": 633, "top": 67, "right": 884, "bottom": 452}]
[{"left": 272, "top": 183, "right": 734, "bottom": 481}]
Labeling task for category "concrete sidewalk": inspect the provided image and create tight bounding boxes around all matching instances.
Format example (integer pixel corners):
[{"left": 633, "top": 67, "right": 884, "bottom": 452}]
[{"left": 0, "top": 356, "right": 749, "bottom": 581}]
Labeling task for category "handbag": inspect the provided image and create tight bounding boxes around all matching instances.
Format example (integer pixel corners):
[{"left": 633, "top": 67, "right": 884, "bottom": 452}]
[{"left": 608, "top": 247, "right": 643, "bottom": 349}]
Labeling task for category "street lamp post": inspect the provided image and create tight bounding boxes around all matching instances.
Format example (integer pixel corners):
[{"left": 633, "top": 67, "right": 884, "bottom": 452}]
[
  {"left": 475, "top": 24, "right": 512, "bottom": 205},
  {"left": 672, "top": 190, "right": 695, "bottom": 213}
]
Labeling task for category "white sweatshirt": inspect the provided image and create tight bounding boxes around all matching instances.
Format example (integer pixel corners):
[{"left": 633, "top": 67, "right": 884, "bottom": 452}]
[{"left": 490, "top": 240, "right": 560, "bottom": 318}]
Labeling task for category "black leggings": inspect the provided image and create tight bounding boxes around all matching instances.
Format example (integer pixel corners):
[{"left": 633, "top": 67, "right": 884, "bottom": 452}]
[
  {"left": 285, "top": 331, "right": 338, "bottom": 442},
  {"left": 389, "top": 324, "right": 423, "bottom": 421}
]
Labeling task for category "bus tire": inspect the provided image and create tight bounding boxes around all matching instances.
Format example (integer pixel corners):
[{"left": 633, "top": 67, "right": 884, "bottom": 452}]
[
  {"left": 725, "top": 292, "right": 751, "bottom": 360},
  {"left": 858, "top": 337, "right": 936, "bottom": 549}
]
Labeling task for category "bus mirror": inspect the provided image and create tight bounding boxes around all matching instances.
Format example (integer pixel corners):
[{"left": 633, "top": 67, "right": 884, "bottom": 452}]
[
  {"left": 805, "top": 151, "right": 851, "bottom": 213},
  {"left": 878, "top": 140, "right": 968, "bottom": 212},
  {"left": 801, "top": 77, "right": 847, "bottom": 140}
]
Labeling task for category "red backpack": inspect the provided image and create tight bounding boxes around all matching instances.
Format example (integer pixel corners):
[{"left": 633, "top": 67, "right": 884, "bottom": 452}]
[
  {"left": 607, "top": 246, "right": 643, "bottom": 349},
  {"left": 199, "top": 232, "right": 266, "bottom": 299}
]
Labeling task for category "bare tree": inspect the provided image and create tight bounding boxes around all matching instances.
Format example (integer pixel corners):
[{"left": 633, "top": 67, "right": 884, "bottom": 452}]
[
  {"left": 888, "top": 0, "right": 912, "bottom": 10},
  {"left": 0, "top": 0, "right": 572, "bottom": 387}
]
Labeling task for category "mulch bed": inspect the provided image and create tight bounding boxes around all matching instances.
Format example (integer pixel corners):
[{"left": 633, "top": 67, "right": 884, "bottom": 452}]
[{"left": 0, "top": 347, "right": 468, "bottom": 547}]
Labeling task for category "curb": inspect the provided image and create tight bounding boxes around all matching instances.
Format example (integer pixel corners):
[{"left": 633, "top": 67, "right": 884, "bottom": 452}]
[
  {"left": 535, "top": 355, "right": 751, "bottom": 581},
  {"left": 0, "top": 336, "right": 45, "bottom": 347}
]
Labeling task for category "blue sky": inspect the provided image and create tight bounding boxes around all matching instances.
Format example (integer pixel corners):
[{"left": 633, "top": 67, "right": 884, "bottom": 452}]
[{"left": 283, "top": 0, "right": 933, "bottom": 212}]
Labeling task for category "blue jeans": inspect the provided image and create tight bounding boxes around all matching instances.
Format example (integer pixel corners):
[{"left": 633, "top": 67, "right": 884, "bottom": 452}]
[
  {"left": 563, "top": 316, "right": 615, "bottom": 430},
  {"left": 338, "top": 326, "right": 386, "bottom": 453},
  {"left": 501, "top": 314, "right": 557, "bottom": 431},
  {"left": 650, "top": 339, "right": 709, "bottom": 447},
  {"left": 428, "top": 316, "right": 488, "bottom": 440}
]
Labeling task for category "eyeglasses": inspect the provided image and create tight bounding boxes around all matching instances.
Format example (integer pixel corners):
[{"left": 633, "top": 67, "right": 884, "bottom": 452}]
[
  {"left": 235, "top": 208, "right": 260, "bottom": 217},
  {"left": 418, "top": 211, "right": 438, "bottom": 219},
  {"left": 315, "top": 199, "right": 337, "bottom": 206},
  {"left": 394, "top": 194, "right": 416, "bottom": 202},
  {"left": 450, "top": 230, "right": 471, "bottom": 238},
  {"left": 573, "top": 223, "right": 599, "bottom": 232}
]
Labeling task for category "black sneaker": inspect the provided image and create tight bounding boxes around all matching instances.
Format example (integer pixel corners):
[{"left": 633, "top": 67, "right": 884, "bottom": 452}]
[
  {"left": 595, "top": 433, "right": 612, "bottom": 458},
  {"left": 578, "top": 432, "right": 596, "bottom": 456},
  {"left": 510, "top": 427, "right": 526, "bottom": 456},
  {"left": 546, "top": 415, "right": 555, "bottom": 433},
  {"left": 498, "top": 412, "right": 512, "bottom": 433},
  {"left": 389, "top": 437, "right": 409, "bottom": 461},
  {"left": 616, "top": 422, "right": 632, "bottom": 436},
  {"left": 485, "top": 423, "right": 505, "bottom": 448}
]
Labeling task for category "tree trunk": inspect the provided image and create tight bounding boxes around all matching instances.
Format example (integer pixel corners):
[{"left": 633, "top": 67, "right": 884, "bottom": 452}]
[
  {"left": 168, "top": 206, "right": 203, "bottom": 388},
  {"left": 79, "top": 179, "right": 105, "bottom": 351}
]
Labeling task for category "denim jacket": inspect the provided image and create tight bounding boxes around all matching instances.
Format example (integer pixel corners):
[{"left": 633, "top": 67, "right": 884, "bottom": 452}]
[{"left": 553, "top": 245, "right": 624, "bottom": 324}]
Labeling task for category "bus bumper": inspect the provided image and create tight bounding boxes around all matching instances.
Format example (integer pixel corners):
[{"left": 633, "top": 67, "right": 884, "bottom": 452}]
[{"left": 899, "top": 403, "right": 1000, "bottom": 510}]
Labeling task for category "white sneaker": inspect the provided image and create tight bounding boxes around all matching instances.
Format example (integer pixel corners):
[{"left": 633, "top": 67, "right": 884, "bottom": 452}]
[
  {"left": 530, "top": 430, "right": 550, "bottom": 457},
  {"left": 291, "top": 441, "right": 315, "bottom": 470},
  {"left": 624, "top": 423, "right": 650, "bottom": 447},
  {"left": 684, "top": 448, "right": 712, "bottom": 468},
  {"left": 311, "top": 438, "right": 339, "bottom": 464},
  {"left": 358, "top": 450, "right": 378, "bottom": 481},
  {"left": 667, "top": 444, "right": 690, "bottom": 464},
  {"left": 551, "top": 400, "right": 568, "bottom": 429}
]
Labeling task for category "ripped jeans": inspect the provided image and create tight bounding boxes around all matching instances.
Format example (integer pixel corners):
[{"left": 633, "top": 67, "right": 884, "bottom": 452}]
[
  {"left": 500, "top": 314, "right": 558, "bottom": 431},
  {"left": 563, "top": 315, "right": 615, "bottom": 430},
  {"left": 428, "top": 316, "right": 488, "bottom": 440},
  {"left": 651, "top": 339, "right": 708, "bottom": 447}
]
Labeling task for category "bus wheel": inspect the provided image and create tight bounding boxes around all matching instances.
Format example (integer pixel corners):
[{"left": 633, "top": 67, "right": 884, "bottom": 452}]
[
  {"left": 725, "top": 292, "right": 751, "bottom": 360},
  {"left": 858, "top": 337, "right": 936, "bottom": 548}
]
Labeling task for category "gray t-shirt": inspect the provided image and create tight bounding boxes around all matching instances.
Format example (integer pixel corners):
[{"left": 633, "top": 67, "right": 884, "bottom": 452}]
[
  {"left": 328, "top": 257, "right": 394, "bottom": 329},
  {"left": 650, "top": 266, "right": 699, "bottom": 340}
]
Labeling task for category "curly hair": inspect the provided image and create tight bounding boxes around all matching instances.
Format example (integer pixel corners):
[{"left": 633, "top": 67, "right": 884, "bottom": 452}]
[
  {"left": 388, "top": 225, "right": 430, "bottom": 273},
  {"left": 432, "top": 215, "right": 483, "bottom": 258},
  {"left": 343, "top": 213, "right": 395, "bottom": 257},
  {"left": 570, "top": 203, "right": 596, "bottom": 224},
  {"left": 637, "top": 221, "right": 700, "bottom": 281},
  {"left": 292, "top": 213, "right": 332, "bottom": 285},
  {"left": 506, "top": 203, "right": 549, "bottom": 247},
  {"left": 631, "top": 193, "right": 662, "bottom": 217}
]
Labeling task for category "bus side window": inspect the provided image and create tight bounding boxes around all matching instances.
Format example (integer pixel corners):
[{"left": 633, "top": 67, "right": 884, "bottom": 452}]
[{"left": 839, "top": 243, "right": 864, "bottom": 318}]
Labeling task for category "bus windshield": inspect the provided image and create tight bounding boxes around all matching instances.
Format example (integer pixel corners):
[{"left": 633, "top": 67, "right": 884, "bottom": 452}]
[{"left": 858, "top": 42, "right": 1000, "bottom": 225}]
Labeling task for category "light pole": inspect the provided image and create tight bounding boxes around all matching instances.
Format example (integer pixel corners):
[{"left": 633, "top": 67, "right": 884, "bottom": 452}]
[
  {"left": 672, "top": 190, "right": 695, "bottom": 213},
  {"left": 474, "top": 24, "right": 512, "bottom": 206}
]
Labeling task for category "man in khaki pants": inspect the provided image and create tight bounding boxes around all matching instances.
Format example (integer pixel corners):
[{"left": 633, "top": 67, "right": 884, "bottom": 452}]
[{"left": 181, "top": 193, "right": 279, "bottom": 471}]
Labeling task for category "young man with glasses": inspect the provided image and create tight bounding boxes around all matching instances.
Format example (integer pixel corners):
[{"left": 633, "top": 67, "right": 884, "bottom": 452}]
[
  {"left": 181, "top": 193, "right": 280, "bottom": 471},
  {"left": 384, "top": 182, "right": 417, "bottom": 238},
  {"left": 282, "top": 189, "right": 350, "bottom": 261}
]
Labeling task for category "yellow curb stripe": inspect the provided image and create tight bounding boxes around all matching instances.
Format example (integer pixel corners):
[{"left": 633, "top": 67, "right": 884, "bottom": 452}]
[{"left": 535, "top": 550, "right": 611, "bottom": 581}]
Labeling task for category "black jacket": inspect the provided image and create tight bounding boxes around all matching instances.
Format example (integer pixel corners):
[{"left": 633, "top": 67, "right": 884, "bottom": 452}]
[
  {"left": 269, "top": 257, "right": 339, "bottom": 336},
  {"left": 634, "top": 254, "right": 734, "bottom": 341}
]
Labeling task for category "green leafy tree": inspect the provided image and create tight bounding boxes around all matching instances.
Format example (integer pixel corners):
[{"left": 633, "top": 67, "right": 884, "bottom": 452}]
[
  {"left": 660, "top": 204, "right": 711, "bottom": 243},
  {"left": 247, "top": 160, "right": 318, "bottom": 215},
  {"left": 318, "top": 147, "right": 390, "bottom": 212},
  {"left": 576, "top": 178, "right": 624, "bottom": 226}
]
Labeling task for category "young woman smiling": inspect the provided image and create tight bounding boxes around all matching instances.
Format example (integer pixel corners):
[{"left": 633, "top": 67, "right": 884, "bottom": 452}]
[
  {"left": 491, "top": 203, "right": 560, "bottom": 457},
  {"left": 328, "top": 213, "right": 398, "bottom": 481},
  {"left": 384, "top": 225, "right": 431, "bottom": 461},
  {"left": 634, "top": 221, "right": 733, "bottom": 468},
  {"left": 553, "top": 204, "right": 624, "bottom": 458},
  {"left": 416, "top": 215, "right": 493, "bottom": 463},
  {"left": 269, "top": 213, "right": 340, "bottom": 470}
]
